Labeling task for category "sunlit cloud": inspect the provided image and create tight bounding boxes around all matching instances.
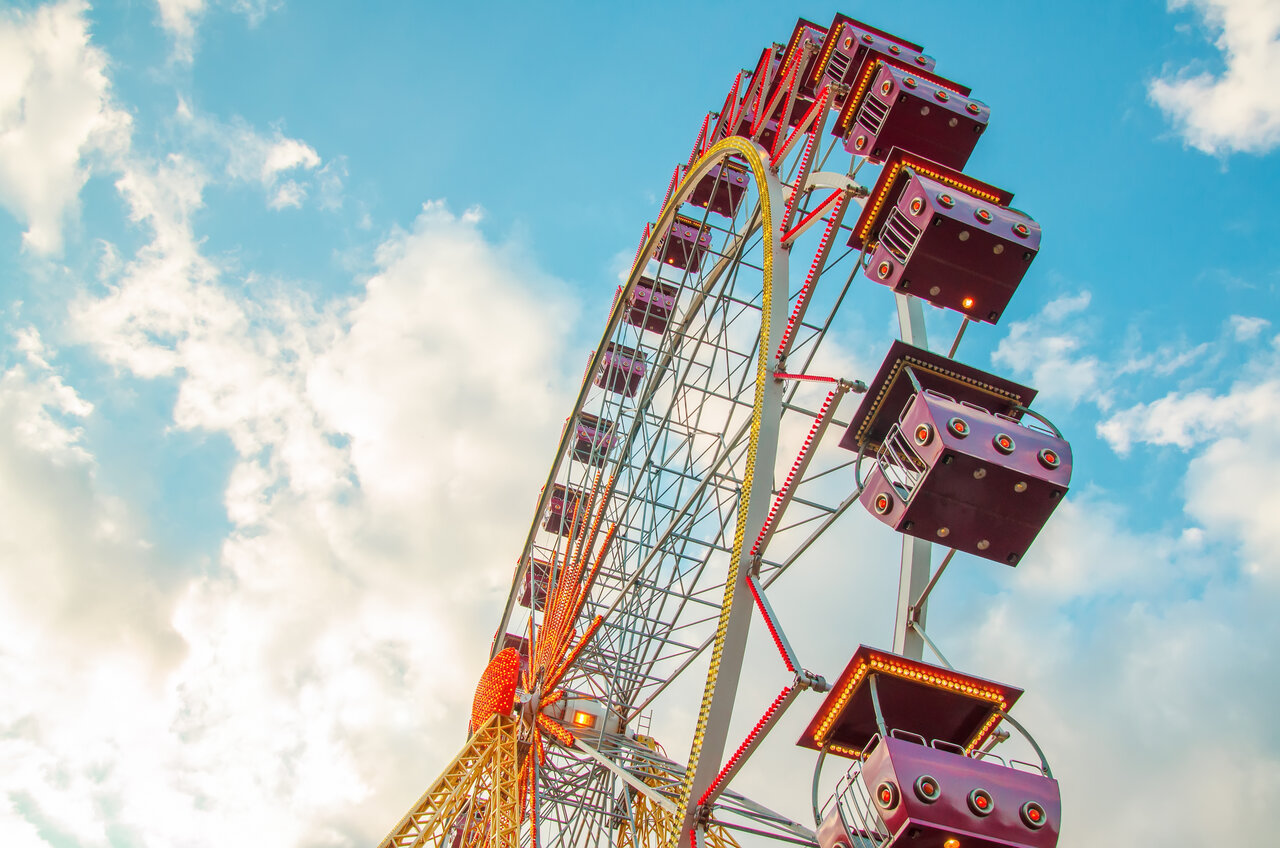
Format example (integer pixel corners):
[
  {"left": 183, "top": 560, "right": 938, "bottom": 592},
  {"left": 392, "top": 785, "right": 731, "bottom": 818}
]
[
  {"left": 0, "top": 0, "right": 130, "bottom": 254},
  {"left": 1150, "top": 0, "right": 1280, "bottom": 155}
]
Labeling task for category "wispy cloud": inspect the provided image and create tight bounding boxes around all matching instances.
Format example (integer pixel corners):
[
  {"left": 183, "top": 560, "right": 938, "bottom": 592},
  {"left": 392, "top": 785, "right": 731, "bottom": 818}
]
[
  {"left": 154, "top": 0, "right": 283, "bottom": 64},
  {"left": 1099, "top": 338, "right": 1280, "bottom": 578},
  {"left": 992, "top": 291, "right": 1109, "bottom": 409},
  {"left": 1229, "top": 313, "right": 1271, "bottom": 340},
  {"left": 178, "top": 104, "right": 336, "bottom": 212}
]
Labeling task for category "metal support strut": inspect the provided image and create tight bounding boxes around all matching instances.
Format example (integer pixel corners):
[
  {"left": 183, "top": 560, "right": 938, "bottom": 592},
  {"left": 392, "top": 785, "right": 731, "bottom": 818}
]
[{"left": 892, "top": 293, "right": 932, "bottom": 661}]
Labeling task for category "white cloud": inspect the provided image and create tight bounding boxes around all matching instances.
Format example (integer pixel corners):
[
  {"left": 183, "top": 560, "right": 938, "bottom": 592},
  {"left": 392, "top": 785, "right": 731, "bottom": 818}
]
[
  {"left": 0, "top": 0, "right": 131, "bottom": 254},
  {"left": 1185, "top": 427, "right": 1280, "bottom": 576},
  {"left": 992, "top": 291, "right": 1108, "bottom": 409},
  {"left": 0, "top": 328, "right": 191, "bottom": 846},
  {"left": 1097, "top": 378, "right": 1280, "bottom": 453},
  {"left": 184, "top": 111, "right": 334, "bottom": 212},
  {"left": 1117, "top": 339, "right": 1212, "bottom": 378},
  {"left": 269, "top": 178, "right": 307, "bottom": 209},
  {"left": 309, "top": 200, "right": 576, "bottom": 522},
  {"left": 0, "top": 12, "right": 577, "bottom": 829},
  {"left": 1098, "top": 341, "right": 1280, "bottom": 579},
  {"left": 1150, "top": 0, "right": 1280, "bottom": 155},
  {"left": 946, "top": 349, "right": 1280, "bottom": 845},
  {"left": 961, "top": 566, "right": 1280, "bottom": 847},
  {"left": 317, "top": 157, "right": 348, "bottom": 211},
  {"left": 155, "top": 0, "right": 282, "bottom": 63},
  {"left": 1229, "top": 313, "right": 1270, "bottom": 340},
  {"left": 2, "top": 326, "right": 93, "bottom": 463},
  {"left": 1039, "top": 290, "right": 1091, "bottom": 323},
  {"left": 260, "top": 136, "right": 321, "bottom": 179},
  {"left": 29, "top": 116, "right": 579, "bottom": 841},
  {"left": 154, "top": 0, "right": 205, "bottom": 58}
]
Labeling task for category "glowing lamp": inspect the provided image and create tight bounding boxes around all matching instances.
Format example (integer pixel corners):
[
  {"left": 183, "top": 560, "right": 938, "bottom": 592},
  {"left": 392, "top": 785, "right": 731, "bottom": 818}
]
[
  {"left": 469, "top": 648, "right": 521, "bottom": 732},
  {"left": 967, "top": 788, "right": 994, "bottom": 816},
  {"left": 1021, "top": 801, "right": 1048, "bottom": 829},
  {"left": 961, "top": 296, "right": 975, "bottom": 309},
  {"left": 943, "top": 840, "right": 961, "bottom": 848},
  {"left": 571, "top": 710, "right": 597, "bottom": 729}
]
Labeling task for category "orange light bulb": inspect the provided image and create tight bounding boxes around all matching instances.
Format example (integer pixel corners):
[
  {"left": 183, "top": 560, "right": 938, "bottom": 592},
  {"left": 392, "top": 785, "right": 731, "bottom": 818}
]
[{"left": 962, "top": 297, "right": 975, "bottom": 309}]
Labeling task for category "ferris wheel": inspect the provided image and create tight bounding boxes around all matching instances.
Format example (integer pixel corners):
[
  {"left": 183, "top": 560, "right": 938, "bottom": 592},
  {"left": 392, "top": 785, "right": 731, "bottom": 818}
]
[{"left": 377, "top": 13, "right": 1070, "bottom": 848}]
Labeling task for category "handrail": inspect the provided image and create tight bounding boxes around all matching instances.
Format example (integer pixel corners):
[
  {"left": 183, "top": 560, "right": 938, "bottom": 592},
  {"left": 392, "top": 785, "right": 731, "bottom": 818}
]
[
  {"left": 889, "top": 728, "right": 926, "bottom": 746},
  {"left": 1011, "top": 403, "right": 1063, "bottom": 439},
  {"left": 854, "top": 721, "right": 1054, "bottom": 776},
  {"left": 930, "top": 738, "right": 966, "bottom": 756}
]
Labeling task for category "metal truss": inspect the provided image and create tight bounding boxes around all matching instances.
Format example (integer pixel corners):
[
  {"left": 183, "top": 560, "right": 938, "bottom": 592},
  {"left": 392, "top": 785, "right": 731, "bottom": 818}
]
[
  {"left": 380, "top": 16, "right": 1049, "bottom": 848},
  {"left": 480, "top": 84, "right": 883, "bottom": 845}
]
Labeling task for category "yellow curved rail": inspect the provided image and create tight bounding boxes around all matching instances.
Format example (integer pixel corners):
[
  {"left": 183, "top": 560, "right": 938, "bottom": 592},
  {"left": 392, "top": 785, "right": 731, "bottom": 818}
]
[{"left": 662, "top": 136, "right": 783, "bottom": 844}]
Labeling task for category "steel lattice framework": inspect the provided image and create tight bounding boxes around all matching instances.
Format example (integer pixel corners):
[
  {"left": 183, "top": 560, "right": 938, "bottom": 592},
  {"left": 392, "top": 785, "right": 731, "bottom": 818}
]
[{"left": 378, "top": 13, "right": 1064, "bottom": 848}]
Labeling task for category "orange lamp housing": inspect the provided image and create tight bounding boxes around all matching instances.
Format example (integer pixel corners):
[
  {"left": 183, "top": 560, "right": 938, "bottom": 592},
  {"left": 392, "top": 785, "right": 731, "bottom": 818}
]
[{"left": 469, "top": 647, "right": 521, "bottom": 732}]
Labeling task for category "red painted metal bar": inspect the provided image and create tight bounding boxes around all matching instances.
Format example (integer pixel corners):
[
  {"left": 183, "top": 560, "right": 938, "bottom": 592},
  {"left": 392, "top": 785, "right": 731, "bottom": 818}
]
[
  {"left": 660, "top": 164, "right": 683, "bottom": 216},
  {"left": 745, "top": 59, "right": 768, "bottom": 137},
  {"left": 775, "top": 195, "right": 847, "bottom": 365},
  {"left": 750, "top": 387, "right": 843, "bottom": 559},
  {"left": 778, "top": 129, "right": 817, "bottom": 236},
  {"left": 689, "top": 112, "right": 711, "bottom": 168},
  {"left": 697, "top": 684, "right": 797, "bottom": 806},
  {"left": 780, "top": 188, "right": 842, "bottom": 245},
  {"left": 772, "top": 85, "right": 832, "bottom": 169},
  {"left": 772, "top": 372, "right": 837, "bottom": 383},
  {"left": 752, "top": 41, "right": 804, "bottom": 140},
  {"left": 720, "top": 72, "right": 744, "bottom": 140},
  {"left": 630, "top": 221, "right": 652, "bottom": 276},
  {"left": 746, "top": 575, "right": 797, "bottom": 673}
]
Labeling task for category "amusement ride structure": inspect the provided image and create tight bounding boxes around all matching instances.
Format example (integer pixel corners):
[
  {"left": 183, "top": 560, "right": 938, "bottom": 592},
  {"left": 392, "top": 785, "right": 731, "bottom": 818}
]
[{"left": 379, "top": 12, "right": 1069, "bottom": 848}]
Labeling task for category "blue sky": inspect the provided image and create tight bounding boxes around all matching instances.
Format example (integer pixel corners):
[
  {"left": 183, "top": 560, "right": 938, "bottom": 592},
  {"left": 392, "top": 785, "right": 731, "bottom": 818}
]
[{"left": 1, "top": 1, "right": 1278, "bottom": 846}]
